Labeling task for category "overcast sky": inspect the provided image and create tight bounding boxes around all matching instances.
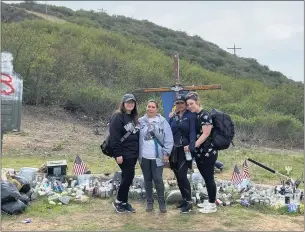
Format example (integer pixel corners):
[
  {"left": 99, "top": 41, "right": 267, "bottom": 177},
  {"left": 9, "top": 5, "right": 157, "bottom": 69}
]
[{"left": 5, "top": 1, "right": 304, "bottom": 82}]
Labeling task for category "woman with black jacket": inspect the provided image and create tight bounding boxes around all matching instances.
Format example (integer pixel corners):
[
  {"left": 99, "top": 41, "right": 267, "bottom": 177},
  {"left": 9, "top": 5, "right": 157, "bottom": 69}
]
[
  {"left": 109, "top": 93, "right": 140, "bottom": 213},
  {"left": 168, "top": 93, "right": 197, "bottom": 213}
]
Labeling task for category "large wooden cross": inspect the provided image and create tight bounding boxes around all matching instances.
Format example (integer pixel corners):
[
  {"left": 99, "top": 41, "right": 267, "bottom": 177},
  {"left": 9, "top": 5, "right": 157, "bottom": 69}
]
[{"left": 134, "top": 53, "right": 221, "bottom": 94}]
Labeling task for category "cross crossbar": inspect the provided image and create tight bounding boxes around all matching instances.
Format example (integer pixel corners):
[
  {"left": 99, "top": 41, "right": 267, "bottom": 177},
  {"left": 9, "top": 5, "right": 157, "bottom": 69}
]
[{"left": 134, "top": 53, "right": 221, "bottom": 93}]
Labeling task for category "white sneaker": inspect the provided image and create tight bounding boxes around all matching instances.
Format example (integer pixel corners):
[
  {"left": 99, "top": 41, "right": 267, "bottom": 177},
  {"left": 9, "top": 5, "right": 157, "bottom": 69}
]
[
  {"left": 197, "top": 200, "right": 209, "bottom": 208},
  {"left": 199, "top": 203, "right": 217, "bottom": 213}
]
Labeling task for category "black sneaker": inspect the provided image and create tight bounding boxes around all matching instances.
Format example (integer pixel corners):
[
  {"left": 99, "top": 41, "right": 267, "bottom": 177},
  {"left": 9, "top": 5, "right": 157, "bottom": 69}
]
[
  {"left": 112, "top": 201, "right": 126, "bottom": 213},
  {"left": 146, "top": 199, "right": 154, "bottom": 212},
  {"left": 180, "top": 202, "right": 193, "bottom": 213},
  {"left": 176, "top": 199, "right": 187, "bottom": 209},
  {"left": 122, "top": 202, "right": 136, "bottom": 213},
  {"left": 158, "top": 198, "right": 167, "bottom": 213}
]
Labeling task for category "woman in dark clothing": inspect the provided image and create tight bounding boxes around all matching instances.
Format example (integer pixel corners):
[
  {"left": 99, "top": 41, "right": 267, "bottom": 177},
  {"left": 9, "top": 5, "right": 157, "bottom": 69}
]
[
  {"left": 184, "top": 92, "right": 218, "bottom": 214},
  {"left": 110, "top": 93, "right": 140, "bottom": 213},
  {"left": 168, "top": 93, "right": 196, "bottom": 213}
]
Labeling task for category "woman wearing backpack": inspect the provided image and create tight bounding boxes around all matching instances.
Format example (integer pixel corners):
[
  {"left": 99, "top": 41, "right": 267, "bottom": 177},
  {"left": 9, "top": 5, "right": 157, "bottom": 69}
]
[
  {"left": 184, "top": 92, "right": 218, "bottom": 213},
  {"left": 138, "top": 100, "right": 173, "bottom": 213},
  {"left": 109, "top": 93, "right": 140, "bottom": 213},
  {"left": 168, "top": 93, "right": 196, "bottom": 213}
]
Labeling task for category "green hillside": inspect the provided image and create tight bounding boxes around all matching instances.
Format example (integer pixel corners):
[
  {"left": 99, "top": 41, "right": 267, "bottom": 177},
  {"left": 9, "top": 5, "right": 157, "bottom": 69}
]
[
  {"left": 1, "top": 2, "right": 40, "bottom": 22},
  {"left": 1, "top": 2, "right": 303, "bottom": 148},
  {"left": 2, "top": 1, "right": 300, "bottom": 86}
]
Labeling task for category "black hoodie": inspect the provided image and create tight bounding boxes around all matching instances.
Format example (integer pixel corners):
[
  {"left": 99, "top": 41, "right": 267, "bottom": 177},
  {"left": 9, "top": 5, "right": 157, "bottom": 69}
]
[{"left": 109, "top": 112, "right": 139, "bottom": 159}]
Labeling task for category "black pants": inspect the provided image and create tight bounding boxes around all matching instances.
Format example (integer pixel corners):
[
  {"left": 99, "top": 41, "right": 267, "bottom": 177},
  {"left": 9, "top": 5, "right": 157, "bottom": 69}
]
[
  {"left": 170, "top": 146, "right": 192, "bottom": 201},
  {"left": 196, "top": 152, "right": 218, "bottom": 203},
  {"left": 117, "top": 157, "right": 137, "bottom": 203},
  {"left": 140, "top": 157, "right": 164, "bottom": 199}
]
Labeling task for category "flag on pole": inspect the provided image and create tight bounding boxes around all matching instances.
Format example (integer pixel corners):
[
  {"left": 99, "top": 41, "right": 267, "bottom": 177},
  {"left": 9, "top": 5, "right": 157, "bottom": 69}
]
[
  {"left": 231, "top": 164, "right": 243, "bottom": 185},
  {"left": 72, "top": 155, "right": 87, "bottom": 175},
  {"left": 242, "top": 160, "right": 250, "bottom": 179}
]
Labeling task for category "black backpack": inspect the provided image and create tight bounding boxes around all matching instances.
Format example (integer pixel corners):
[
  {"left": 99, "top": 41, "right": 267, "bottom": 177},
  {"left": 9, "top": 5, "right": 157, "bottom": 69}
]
[
  {"left": 100, "top": 113, "right": 137, "bottom": 157},
  {"left": 204, "top": 109, "right": 235, "bottom": 150},
  {"left": 100, "top": 135, "right": 113, "bottom": 157},
  {"left": 100, "top": 114, "right": 115, "bottom": 158}
]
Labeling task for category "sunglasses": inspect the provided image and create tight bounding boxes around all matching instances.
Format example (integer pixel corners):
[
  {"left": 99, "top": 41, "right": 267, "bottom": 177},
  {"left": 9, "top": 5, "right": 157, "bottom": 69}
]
[{"left": 175, "top": 101, "right": 185, "bottom": 105}]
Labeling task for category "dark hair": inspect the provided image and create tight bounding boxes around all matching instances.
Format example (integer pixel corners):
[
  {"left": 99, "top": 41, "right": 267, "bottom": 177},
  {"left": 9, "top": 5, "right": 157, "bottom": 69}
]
[
  {"left": 186, "top": 92, "right": 199, "bottom": 101},
  {"left": 116, "top": 101, "right": 139, "bottom": 124},
  {"left": 147, "top": 99, "right": 159, "bottom": 109}
]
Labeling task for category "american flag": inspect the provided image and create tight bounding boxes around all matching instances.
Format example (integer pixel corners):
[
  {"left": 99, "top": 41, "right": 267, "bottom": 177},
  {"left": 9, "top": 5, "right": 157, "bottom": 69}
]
[
  {"left": 231, "top": 164, "right": 243, "bottom": 185},
  {"left": 242, "top": 160, "right": 250, "bottom": 179},
  {"left": 72, "top": 155, "right": 87, "bottom": 175}
]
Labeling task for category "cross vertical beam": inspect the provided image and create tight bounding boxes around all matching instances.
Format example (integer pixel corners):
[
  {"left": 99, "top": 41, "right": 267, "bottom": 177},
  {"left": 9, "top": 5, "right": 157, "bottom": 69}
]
[
  {"left": 227, "top": 43, "right": 241, "bottom": 56},
  {"left": 133, "top": 53, "right": 221, "bottom": 120},
  {"left": 174, "top": 53, "right": 180, "bottom": 87},
  {"left": 227, "top": 43, "right": 241, "bottom": 78}
]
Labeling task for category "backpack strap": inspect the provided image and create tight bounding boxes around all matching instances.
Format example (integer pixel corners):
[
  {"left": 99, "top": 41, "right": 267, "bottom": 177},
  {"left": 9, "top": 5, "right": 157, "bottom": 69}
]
[
  {"left": 120, "top": 131, "right": 131, "bottom": 142},
  {"left": 150, "top": 131, "right": 165, "bottom": 148},
  {"left": 109, "top": 112, "right": 138, "bottom": 143},
  {"left": 119, "top": 119, "right": 140, "bottom": 143}
]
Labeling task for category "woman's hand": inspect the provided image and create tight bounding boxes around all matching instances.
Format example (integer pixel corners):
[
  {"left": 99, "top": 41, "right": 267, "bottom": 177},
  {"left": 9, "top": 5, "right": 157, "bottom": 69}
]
[
  {"left": 195, "top": 141, "right": 200, "bottom": 148},
  {"left": 163, "top": 155, "right": 169, "bottom": 163},
  {"left": 169, "top": 112, "right": 174, "bottom": 118},
  {"left": 184, "top": 145, "right": 190, "bottom": 152},
  {"left": 116, "top": 156, "right": 123, "bottom": 164}
]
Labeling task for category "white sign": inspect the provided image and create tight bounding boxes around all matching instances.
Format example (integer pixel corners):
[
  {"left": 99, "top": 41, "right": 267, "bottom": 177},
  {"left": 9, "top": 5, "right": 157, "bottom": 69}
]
[
  {"left": 1, "top": 52, "right": 23, "bottom": 100},
  {"left": 1, "top": 51, "right": 14, "bottom": 75}
]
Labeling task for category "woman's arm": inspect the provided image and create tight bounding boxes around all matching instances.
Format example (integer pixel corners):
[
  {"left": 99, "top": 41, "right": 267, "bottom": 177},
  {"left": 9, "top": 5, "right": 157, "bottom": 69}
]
[
  {"left": 195, "top": 124, "right": 212, "bottom": 148},
  {"left": 109, "top": 113, "right": 123, "bottom": 158},
  {"left": 189, "top": 112, "right": 197, "bottom": 152},
  {"left": 162, "top": 120, "right": 174, "bottom": 156},
  {"left": 195, "top": 111, "right": 213, "bottom": 148}
]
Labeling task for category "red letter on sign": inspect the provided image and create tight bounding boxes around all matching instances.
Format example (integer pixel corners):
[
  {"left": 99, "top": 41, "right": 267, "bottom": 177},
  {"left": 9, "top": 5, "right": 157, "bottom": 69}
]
[{"left": 1, "top": 73, "right": 15, "bottom": 95}]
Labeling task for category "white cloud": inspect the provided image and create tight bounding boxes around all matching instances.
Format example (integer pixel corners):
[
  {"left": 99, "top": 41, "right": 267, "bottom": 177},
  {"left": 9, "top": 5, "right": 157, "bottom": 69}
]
[{"left": 265, "top": 24, "right": 303, "bottom": 41}]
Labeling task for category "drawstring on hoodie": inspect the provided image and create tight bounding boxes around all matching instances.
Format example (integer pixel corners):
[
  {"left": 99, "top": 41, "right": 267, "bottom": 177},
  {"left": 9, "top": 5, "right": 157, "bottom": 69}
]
[{"left": 153, "top": 139, "right": 159, "bottom": 158}]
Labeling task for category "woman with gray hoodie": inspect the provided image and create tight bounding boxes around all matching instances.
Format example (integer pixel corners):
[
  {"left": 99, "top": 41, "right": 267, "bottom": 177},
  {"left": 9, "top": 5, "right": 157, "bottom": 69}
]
[{"left": 138, "top": 100, "right": 174, "bottom": 213}]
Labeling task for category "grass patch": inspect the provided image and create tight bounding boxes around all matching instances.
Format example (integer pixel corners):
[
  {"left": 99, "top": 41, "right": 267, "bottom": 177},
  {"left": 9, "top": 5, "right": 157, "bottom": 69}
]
[
  {"left": 22, "top": 197, "right": 95, "bottom": 218},
  {"left": 1, "top": 198, "right": 304, "bottom": 231},
  {"left": 218, "top": 147, "right": 304, "bottom": 185},
  {"left": 3, "top": 147, "right": 304, "bottom": 185},
  {"left": 2, "top": 153, "right": 118, "bottom": 175},
  {"left": 123, "top": 222, "right": 146, "bottom": 231}
]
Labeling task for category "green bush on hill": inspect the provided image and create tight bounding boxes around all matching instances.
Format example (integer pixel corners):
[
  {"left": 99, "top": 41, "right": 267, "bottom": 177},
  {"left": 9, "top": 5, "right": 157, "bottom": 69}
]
[
  {"left": 2, "top": 1, "right": 301, "bottom": 86},
  {"left": 1, "top": 16, "right": 303, "bottom": 148}
]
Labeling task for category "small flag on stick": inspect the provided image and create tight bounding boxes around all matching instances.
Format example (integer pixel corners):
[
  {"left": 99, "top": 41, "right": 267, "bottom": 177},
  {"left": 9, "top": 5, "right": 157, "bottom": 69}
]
[
  {"left": 242, "top": 160, "right": 250, "bottom": 179},
  {"left": 231, "top": 164, "right": 243, "bottom": 185},
  {"left": 72, "top": 155, "right": 87, "bottom": 175}
]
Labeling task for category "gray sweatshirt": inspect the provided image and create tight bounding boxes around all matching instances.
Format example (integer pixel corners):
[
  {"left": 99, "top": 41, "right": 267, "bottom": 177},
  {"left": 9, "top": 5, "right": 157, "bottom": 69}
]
[{"left": 139, "top": 114, "right": 174, "bottom": 167}]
